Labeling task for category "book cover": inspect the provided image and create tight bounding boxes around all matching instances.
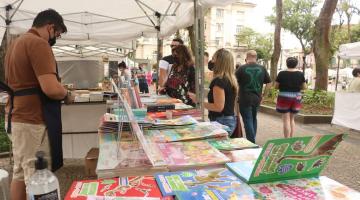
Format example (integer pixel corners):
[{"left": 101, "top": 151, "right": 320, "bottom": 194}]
[
  {"left": 146, "top": 122, "right": 228, "bottom": 143},
  {"left": 222, "top": 148, "right": 262, "bottom": 162},
  {"left": 208, "top": 138, "right": 259, "bottom": 151},
  {"left": 250, "top": 176, "right": 360, "bottom": 200},
  {"left": 65, "top": 176, "right": 169, "bottom": 200},
  {"left": 155, "top": 168, "right": 260, "bottom": 199},
  {"left": 226, "top": 134, "right": 346, "bottom": 184},
  {"left": 152, "top": 115, "right": 198, "bottom": 126},
  {"left": 157, "top": 141, "right": 230, "bottom": 169}
]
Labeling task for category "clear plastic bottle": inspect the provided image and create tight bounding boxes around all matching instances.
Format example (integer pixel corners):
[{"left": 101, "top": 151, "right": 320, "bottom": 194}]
[{"left": 27, "top": 151, "right": 61, "bottom": 200}]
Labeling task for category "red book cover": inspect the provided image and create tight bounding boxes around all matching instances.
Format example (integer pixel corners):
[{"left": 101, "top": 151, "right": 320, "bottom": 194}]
[{"left": 65, "top": 176, "right": 173, "bottom": 200}]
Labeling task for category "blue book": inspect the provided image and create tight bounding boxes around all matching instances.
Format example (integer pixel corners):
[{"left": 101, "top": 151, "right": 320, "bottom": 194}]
[{"left": 155, "top": 168, "right": 259, "bottom": 199}]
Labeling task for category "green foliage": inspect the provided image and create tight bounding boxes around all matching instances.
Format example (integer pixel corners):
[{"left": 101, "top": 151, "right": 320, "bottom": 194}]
[
  {"left": 267, "top": 0, "right": 319, "bottom": 54},
  {"left": 236, "top": 27, "right": 273, "bottom": 63},
  {"left": 301, "top": 90, "right": 335, "bottom": 107},
  {"left": 0, "top": 115, "right": 10, "bottom": 153},
  {"left": 351, "top": 24, "right": 360, "bottom": 42},
  {"left": 330, "top": 25, "right": 350, "bottom": 56},
  {"left": 236, "top": 27, "right": 257, "bottom": 48}
]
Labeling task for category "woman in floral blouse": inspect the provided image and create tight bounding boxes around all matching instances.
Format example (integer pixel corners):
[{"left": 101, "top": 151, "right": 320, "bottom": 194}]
[{"left": 162, "top": 45, "right": 195, "bottom": 106}]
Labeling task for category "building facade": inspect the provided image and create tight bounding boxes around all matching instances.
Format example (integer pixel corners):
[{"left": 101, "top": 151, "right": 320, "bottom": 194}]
[{"left": 135, "top": 1, "right": 256, "bottom": 67}]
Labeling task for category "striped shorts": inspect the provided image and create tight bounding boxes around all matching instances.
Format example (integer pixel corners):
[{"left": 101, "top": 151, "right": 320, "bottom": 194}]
[{"left": 276, "top": 92, "right": 302, "bottom": 113}]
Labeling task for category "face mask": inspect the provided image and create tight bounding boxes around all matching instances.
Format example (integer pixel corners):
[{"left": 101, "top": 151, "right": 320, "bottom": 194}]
[
  {"left": 208, "top": 60, "right": 215, "bottom": 71},
  {"left": 48, "top": 29, "right": 56, "bottom": 46}
]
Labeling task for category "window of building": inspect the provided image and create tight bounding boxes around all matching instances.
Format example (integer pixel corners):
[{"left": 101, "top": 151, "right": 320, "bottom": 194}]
[
  {"left": 215, "top": 37, "right": 222, "bottom": 46},
  {"left": 237, "top": 10, "right": 245, "bottom": 16},
  {"left": 216, "top": 23, "right": 223, "bottom": 32},
  {"left": 236, "top": 25, "right": 243, "bottom": 34},
  {"left": 216, "top": 9, "right": 224, "bottom": 18}
]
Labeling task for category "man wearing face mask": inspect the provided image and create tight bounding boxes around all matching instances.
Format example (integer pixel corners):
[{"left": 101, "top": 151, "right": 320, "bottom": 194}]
[
  {"left": 2, "top": 9, "right": 74, "bottom": 200},
  {"left": 158, "top": 38, "right": 184, "bottom": 87}
]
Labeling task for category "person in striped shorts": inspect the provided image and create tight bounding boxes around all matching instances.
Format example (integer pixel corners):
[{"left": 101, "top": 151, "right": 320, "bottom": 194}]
[{"left": 275, "top": 57, "right": 307, "bottom": 138}]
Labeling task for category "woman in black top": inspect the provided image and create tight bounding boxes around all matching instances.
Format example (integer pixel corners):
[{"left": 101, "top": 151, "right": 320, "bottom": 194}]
[
  {"left": 162, "top": 45, "right": 195, "bottom": 106},
  {"left": 275, "top": 57, "right": 306, "bottom": 138},
  {"left": 189, "top": 49, "right": 238, "bottom": 135}
]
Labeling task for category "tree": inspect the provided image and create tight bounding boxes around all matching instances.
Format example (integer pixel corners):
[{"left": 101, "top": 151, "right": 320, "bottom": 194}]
[
  {"left": 338, "top": 0, "right": 360, "bottom": 42},
  {"left": 313, "top": 0, "right": 338, "bottom": 91},
  {"left": 351, "top": 24, "right": 360, "bottom": 42},
  {"left": 235, "top": 27, "right": 257, "bottom": 48},
  {"left": 270, "top": 0, "right": 282, "bottom": 84},
  {"left": 236, "top": 27, "right": 274, "bottom": 68},
  {"left": 255, "top": 34, "right": 274, "bottom": 68},
  {"left": 267, "top": 0, "right": 319, "bottom": 73}
]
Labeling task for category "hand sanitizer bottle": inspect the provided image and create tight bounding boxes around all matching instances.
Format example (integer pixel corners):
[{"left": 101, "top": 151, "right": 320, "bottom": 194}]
[{"left": 27, "top": 151, "right": 61, "bottom": 200}]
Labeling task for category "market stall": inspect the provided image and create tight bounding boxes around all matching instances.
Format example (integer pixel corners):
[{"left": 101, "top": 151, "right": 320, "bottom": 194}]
[{"left": 332, "top": 42, "right": 360, "bottom": 131}]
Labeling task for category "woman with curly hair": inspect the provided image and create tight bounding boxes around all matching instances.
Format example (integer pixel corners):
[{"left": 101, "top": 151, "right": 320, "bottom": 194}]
[{"left": 161, "top": 45, "right": 196, "bottom": 106}]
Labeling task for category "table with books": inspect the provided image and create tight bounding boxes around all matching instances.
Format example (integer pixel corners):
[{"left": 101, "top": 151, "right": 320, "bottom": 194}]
[{"left": 65, "top": 86, "right": 360, "bottom": 199}]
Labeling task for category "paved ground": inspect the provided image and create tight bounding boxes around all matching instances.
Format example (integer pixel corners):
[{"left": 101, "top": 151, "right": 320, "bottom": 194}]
[{"left": 1, "top": 112, "right": 359, "bottom": 198}]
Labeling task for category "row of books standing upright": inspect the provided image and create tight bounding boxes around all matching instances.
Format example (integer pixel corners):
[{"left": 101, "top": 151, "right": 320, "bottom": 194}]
[{"left": 65, "top": 80, "right": 360, "bottom": 199}]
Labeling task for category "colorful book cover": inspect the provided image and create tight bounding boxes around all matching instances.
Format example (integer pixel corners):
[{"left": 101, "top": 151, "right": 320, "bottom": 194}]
[
  {"left": 153, "top": 115, "right": 198, "bottom": 126},
  {"left": 250, "top": 176, "right": 360, "bottom": 200},
  {"left": 157, "top": 141, "right": 230, "bottom": 169},
  {"left": 145, "top": 122, "right": 228, "bottom": 143},
  {"left": 226, "top": 134, "right": 346, "bottom": 184},
  {"left": 222, "top": 148, "right": 262, "bottom": 162},
  {"left": 96, "top": 139, "right": 166, "bottom": 176},
  {"left": 147, "top": 109, "right": 201, "bottom": 119},
  {"left": 155, "top": 168, "right": 260, "bottom": 199},
  {"left": 208, "top": 138, "right": 259, "bottom": 151},
  {"left": 64, "top": 176, "right": 170, "bottom": 200}
]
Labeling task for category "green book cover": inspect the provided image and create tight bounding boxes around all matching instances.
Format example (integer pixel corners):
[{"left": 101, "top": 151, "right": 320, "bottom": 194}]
[
  {"left": 208, "top": 138, "right": 259, "bottom": 151},
  {"left": 226, "top": 134, "right": 346, "bottom": 184}
]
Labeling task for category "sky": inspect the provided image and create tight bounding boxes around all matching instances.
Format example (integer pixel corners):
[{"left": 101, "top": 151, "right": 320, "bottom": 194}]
[{"left": 245, "top": 0, "right": 360, "bottom": 49}]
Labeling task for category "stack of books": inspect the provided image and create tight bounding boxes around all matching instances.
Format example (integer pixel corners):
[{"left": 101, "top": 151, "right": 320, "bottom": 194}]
[{"left": 156, "top": 141, "right": 230, "bottom": 171}]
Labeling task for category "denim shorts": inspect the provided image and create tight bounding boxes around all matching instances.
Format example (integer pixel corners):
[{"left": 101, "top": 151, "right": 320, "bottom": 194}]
[{"left": 212, "top": 115, "right": 236, "bottom": 136}]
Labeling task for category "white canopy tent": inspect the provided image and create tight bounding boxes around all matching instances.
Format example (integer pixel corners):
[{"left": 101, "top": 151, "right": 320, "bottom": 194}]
[
  {"left": 338, "top": 42, "right": 360, "bottom": 59},
  {"left": 0, "top": 0, "right": 236, "bottom": 50},
  {"left": 332, "top": 42, "right": 360, "bottom": 131}
]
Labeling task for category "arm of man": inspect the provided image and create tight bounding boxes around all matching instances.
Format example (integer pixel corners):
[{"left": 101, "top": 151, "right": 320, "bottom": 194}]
[
  {"left": 204, "top": 86, "right": 225, "bottom": 113},
  {"left": 38, "top": 74, "right": 67, "bottom": 100},
  {"left": 158, "top": 59, "right": 169, "bottom": 87},
  {"left": 262, "top": 67, "right": 272, "bottom": 97}
]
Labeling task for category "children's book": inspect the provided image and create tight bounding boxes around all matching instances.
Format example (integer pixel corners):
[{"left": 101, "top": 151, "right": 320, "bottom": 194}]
[
  {"left": 157, "top": 141, "right": 230, "bottom": 170},
  {"left": 155, "top": 168, "right": 260, "bottom": 199},
  {"left": 250, "top": 176, "right": 360, "bottom": 200},
  {"left": 222, "top": 148, "right": 262, "bottom": 162},
  {"left": 145, "top": 122, "right": 228, "bottom": 143},
  {"left": 147, "top": 109, "right": 201, "bottom": 120},
  {"left": 152, "top": 115, "right": 198, "bottom": 127},
  {"left": 65, "top": 176, "right": 173, "bottom": 200},
  {"left": 226, "top": 134, "right": 346, "bottom": 184},
  {"left": 208, "top": 138, "right": 259, "bottom": 151}
]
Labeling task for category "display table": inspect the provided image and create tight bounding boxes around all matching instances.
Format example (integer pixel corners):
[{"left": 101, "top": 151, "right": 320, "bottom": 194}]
[{"left": 62, "top": 102, "right": 106, "bottom": 158}]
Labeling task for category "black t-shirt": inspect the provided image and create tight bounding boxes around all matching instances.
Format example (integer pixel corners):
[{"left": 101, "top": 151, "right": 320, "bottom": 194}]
[
  {"left": 208, "top": 77, "right": 236, "bottom": 119},
  {"left": 276, "top": 71, "right": 305, "bottom": 92},
  {"left": 235, "top": 63, "right": 271, "bottom": 107}
]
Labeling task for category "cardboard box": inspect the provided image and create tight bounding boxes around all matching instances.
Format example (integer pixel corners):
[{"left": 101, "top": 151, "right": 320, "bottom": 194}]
[{"left": 84, "top": 148, "right": 99, "bottom": 177}]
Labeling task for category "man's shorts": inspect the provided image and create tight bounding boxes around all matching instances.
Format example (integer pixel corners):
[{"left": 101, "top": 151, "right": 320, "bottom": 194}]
[
  {"left": 276, "top": 92, "right": 302, "bottom": 114},
  {"left": 7, "top": 122, "right": 50, "bottom": 183}
]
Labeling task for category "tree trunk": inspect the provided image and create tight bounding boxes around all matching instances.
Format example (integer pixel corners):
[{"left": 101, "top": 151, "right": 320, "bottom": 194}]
[
  {"left": 0, "top": 32, "right": 7, "bottom": 82},
  {"left": 187, "top": 25, "right": 196, "bottom": 56},
  {"left": 313, "top": 0, "right": 338, "bottom": 91},
  {"left": 270, "top": 0, "right": 282, "bottom": 84}
]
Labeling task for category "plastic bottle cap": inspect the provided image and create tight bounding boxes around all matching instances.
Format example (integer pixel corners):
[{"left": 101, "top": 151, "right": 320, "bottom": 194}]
[{"left": 35, "top": 151, "right": 48, "bottom": 170}]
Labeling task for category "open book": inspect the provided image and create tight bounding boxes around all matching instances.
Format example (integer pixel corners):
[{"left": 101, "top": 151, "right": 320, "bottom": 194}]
[{"left": 226, "top": 134, "right": 346, "bottom": 184}]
